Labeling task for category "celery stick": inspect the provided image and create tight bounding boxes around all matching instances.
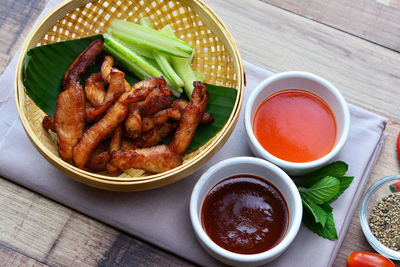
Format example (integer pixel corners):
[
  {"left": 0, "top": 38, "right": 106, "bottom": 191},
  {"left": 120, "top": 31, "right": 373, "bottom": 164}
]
[
  {"left": 161, "top": 25, "right": 199, "bottom": 99},
  {"left": 111, "top": 20, "right": 154, "bottom": 58},
  {"left": 170, "top": 55, "right": 197, "bottom": 99},
  {"left": 103, "top": 34, "right": 163, "bottom": 79},
  {"left": 103, "top": 42, "right": 147, "bottom": 80},
  {"left": 154, "top": 53, "right": 184, "bottom": 90},
  {"left": 110, "top": 19, "right": 192, "bottom": 58},
  {"left": 193, "top": 71, "right": 205, "bottom": 82},
  {"left": 123, "top": 41, "right": 153, "bottom": 59},
  {"left": 140, "top": 17, "right": 155, "bottom": 29},
  {"left": 139, "top": 18, "right": 184, "bottom": 95},
  {"left": 105, "top": 38, "right": 181, "bottom": 96}
]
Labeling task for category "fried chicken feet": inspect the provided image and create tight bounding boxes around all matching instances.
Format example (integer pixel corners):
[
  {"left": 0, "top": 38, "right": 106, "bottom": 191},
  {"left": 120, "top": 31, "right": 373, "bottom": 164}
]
[
  {"left": 73, "top": 76, "right": 166, "bottom": 169},
  {"left": 43, "top": 38, "right": 213, "bottom": 175},
  {"left": 169, "top": 81, "right": 209, "bottom": 155},
  {"left": 54, "top": 39, "right": 103, "bottom": 162},
  {"left": 111, "top": 145, "right": 182, "bottom": 173}
]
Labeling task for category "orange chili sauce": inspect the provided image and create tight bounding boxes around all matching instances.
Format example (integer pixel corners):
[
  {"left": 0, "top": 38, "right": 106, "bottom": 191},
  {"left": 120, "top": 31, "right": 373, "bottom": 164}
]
[{"left": 253, "top": 89, "right": 336, "bottom": 163}]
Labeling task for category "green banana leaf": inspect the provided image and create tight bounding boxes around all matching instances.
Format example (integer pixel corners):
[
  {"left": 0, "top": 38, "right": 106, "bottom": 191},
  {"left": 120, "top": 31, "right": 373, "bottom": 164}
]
[{"left": 23, "top": 35, "right": 238, "bottom": 152}]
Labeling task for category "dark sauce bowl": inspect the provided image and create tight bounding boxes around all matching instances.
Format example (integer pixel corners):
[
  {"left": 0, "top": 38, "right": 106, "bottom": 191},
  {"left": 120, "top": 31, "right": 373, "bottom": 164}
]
[{"left": 190, "top": 157, "right": 302, "bottom": 266}]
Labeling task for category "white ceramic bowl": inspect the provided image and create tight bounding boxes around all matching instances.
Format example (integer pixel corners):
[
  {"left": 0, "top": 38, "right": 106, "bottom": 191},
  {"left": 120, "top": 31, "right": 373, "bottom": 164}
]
[
  {"left": 190, "top": 157, "right": 302, "bottom": 266},
  {"left": 244, "top": 71, "right": 350, "bottom": 176}
]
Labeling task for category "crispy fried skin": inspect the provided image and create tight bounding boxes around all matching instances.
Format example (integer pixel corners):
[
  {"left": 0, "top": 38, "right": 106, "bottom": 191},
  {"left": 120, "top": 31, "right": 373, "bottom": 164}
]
[
  {"left": 73, "top": 76, "right": 157, "bottom": 169},
  {"left": 101, "top": 55, "right": 131, "bottom": 92},
  {"left": 110, "top": 125, "right": 123, "bottom": 153},
  {"left": 107, "top": 125, "right": 123, "bottom": 173},
  {"left": 85, "top": 72, "right": 105, "bottom": 107},
  {"left": 111, "top": 145, "right": 182, "bottom": 173},
  {"left": 141, "top": 108, "right": 181, "bottom": 133},
  {"left": 86, "top": 151, "right": 111, "bottom": 172},
  {"left": 85, "top": 70, "right": 126, "bottom": 122},
  {"left": 124, "top": 104, "right": 142, "bottom": 138},
  {"left": 137, "top": 88, "right": 172, "bottom": 117},
  {"left": 169, "top": 82, "right": 209, "bottom": 155},
  {"left": 201, "top": 111, "right": 214, "bottom": 124},
  {"left": 54, "top": 39, "right": 103, "bottom": 162},
  {"left": 101, "top": 56, "right": 114, "bottom": 83},
  {"left": 73, "top": 100, "right": 127, "bottom": 168},
  {"left": 55, "top": 84, "right": 86, "bottom": 162},
  {"left": 140, "top": 117, "right": 154, "bottom": 133},
  {"left": 172, "top": 99, "right": 214, "bottom": 124},
  {"left": 62, "top": 39, "right": 104, "bottom": 89},
  {"left": 121, "top": 139, "right": 137, "bottom": 150},
  {"left": 132, "top": 77, "right": 167, "bottom": 94},
  {"left": 42, "top": 116, "right": 55, "bottom": 132},
  {"left": 106, "top": 161, "right": 120, "bottom": 174},
  {"left": 120, "top": 77, "right": 167, "bottom": 105},
  {"left": 134, "top": 122, "right": 177, "bottom": 148},
  {"left": 124, "top": 77, "right": 169, "bottom": 137},
  {"left": 152, "top": 108, "right": 181, "bottom": 123}
]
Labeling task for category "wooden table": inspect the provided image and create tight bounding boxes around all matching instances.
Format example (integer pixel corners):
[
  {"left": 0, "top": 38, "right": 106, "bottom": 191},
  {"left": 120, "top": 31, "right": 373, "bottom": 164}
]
[{"left": 1, "top": 0, "right": 400, "bottom": 266}]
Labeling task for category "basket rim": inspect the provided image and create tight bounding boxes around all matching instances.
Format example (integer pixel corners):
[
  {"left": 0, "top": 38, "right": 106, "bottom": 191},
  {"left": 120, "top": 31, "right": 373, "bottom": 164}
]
[{"left": 15, "top": 0, "right": 245, "bottom": 190}]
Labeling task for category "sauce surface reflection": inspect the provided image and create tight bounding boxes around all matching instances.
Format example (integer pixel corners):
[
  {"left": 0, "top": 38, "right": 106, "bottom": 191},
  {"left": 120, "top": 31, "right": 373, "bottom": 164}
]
[
  {"left": 201, "top": 175, "right": 289, "bottom": 254},
  {"left": 253, "top": 89, "right": 337, "bottom": 162}
]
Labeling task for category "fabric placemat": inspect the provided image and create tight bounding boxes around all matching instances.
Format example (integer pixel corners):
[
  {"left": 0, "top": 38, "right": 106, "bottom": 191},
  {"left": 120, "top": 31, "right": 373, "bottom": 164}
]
[{"left": 0, "top": 1, "right": 388, "bottom": 266}]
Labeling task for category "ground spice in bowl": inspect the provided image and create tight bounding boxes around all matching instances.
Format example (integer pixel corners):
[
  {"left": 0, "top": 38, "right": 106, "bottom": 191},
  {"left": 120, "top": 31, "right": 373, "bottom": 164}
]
[{"left": 369, "top": 193, "right": 400, "bottom": 251}]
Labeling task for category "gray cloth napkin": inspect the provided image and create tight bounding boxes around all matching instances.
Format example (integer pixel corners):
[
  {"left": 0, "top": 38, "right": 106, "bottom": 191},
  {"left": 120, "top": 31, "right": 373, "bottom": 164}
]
[{"left": 0, "top": 1, "right": 388, "bottom": 266}]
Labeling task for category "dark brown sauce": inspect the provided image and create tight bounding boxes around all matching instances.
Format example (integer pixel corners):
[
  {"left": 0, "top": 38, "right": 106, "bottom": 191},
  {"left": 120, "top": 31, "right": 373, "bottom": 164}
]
[{"left": 201, "top": 175, "right": 289, "bottom": 254}]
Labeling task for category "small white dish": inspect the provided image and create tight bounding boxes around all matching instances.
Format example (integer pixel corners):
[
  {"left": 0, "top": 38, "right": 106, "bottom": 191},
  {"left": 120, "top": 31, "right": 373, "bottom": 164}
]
[
  {"left": 244, "top": 71, "right": 350, "bottom": 176},
  {"left": 190, "top": 157, "right": 302, "bottom": 266}
]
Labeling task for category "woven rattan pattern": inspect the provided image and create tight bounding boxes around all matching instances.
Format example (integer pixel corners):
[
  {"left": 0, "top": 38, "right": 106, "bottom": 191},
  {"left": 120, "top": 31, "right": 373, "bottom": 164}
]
[{"left": 23, "top": 0, "right": 238, "bottom": 178}]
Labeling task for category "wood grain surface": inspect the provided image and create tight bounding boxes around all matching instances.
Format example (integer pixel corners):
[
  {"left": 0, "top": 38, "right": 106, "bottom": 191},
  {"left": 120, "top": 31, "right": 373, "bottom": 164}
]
[
  {"left": 263, "top": 0, "right": 400, "bottom": 52},
  {"left": 1, "top": 0, "right": 400, "bottom": 266}
]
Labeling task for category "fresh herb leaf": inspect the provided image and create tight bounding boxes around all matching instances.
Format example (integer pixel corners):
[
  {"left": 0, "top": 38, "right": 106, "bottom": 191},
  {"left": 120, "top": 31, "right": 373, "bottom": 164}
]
[
  {"left": 320, "top": 202, "right": 333, "bottom": 213},
  {"left": 301, "top": 195, "right": 329, "bottom": 227},
  {"left": 303, "top": 209, "right": 338, "bottom": 240},
  {"left": 300, "top": 176, "right": 340, "bottom": 204},
  {"left": 295, "top": 161, "right": 348, "bottom": 188},
  {"left": 338, "top": 176, "right": 354, "bottom": 196},
  {"left": 330, "top": 176, "right": 354, "bottom": 202},
  {"left": 297, "top": 161, "right": 353, "bottom": 240}
]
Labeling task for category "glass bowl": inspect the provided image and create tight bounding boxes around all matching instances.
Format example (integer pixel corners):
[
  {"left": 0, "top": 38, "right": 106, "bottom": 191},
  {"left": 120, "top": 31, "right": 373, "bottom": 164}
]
[{"left": 360, "top": 174, "right": 400, "bottom": 260}]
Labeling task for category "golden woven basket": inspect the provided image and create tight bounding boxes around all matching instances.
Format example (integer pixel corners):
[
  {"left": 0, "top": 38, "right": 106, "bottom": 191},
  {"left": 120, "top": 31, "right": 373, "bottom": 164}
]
[{"left": 15, "top": 0, "right": 245, "bottom": 191}]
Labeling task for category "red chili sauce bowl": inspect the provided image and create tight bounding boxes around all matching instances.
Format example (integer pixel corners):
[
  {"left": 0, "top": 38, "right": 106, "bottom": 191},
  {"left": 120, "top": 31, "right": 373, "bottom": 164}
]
[
  {"left": 253, "top": 89, "right": 337, "bottom": 163},
  {"left": 245, "top": 71, "right": 350, "bottom": 176}
]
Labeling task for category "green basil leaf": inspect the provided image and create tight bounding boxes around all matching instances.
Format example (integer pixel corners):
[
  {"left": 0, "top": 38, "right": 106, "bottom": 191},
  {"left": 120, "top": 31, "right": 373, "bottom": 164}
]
[
  {"left": 303, "top": 209, "right": 338, "bottom": 240},
  {"left": 295, "top": 161, "right": 348, "bottom": 188},
  {"left": 338, "top": 176, "right": 354, "bottom": 196},
  {"left": 320, "top": 202, "right": 333, "bottom": 213},
  {"left": 300, "top": 176, "right": 340, "bottom": 204},
  {"left": 330, "top": 176, "right": 354, "bottom": 202},
  {"left": 301, "top": 195, "right": 329, "bottom": 227}
]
